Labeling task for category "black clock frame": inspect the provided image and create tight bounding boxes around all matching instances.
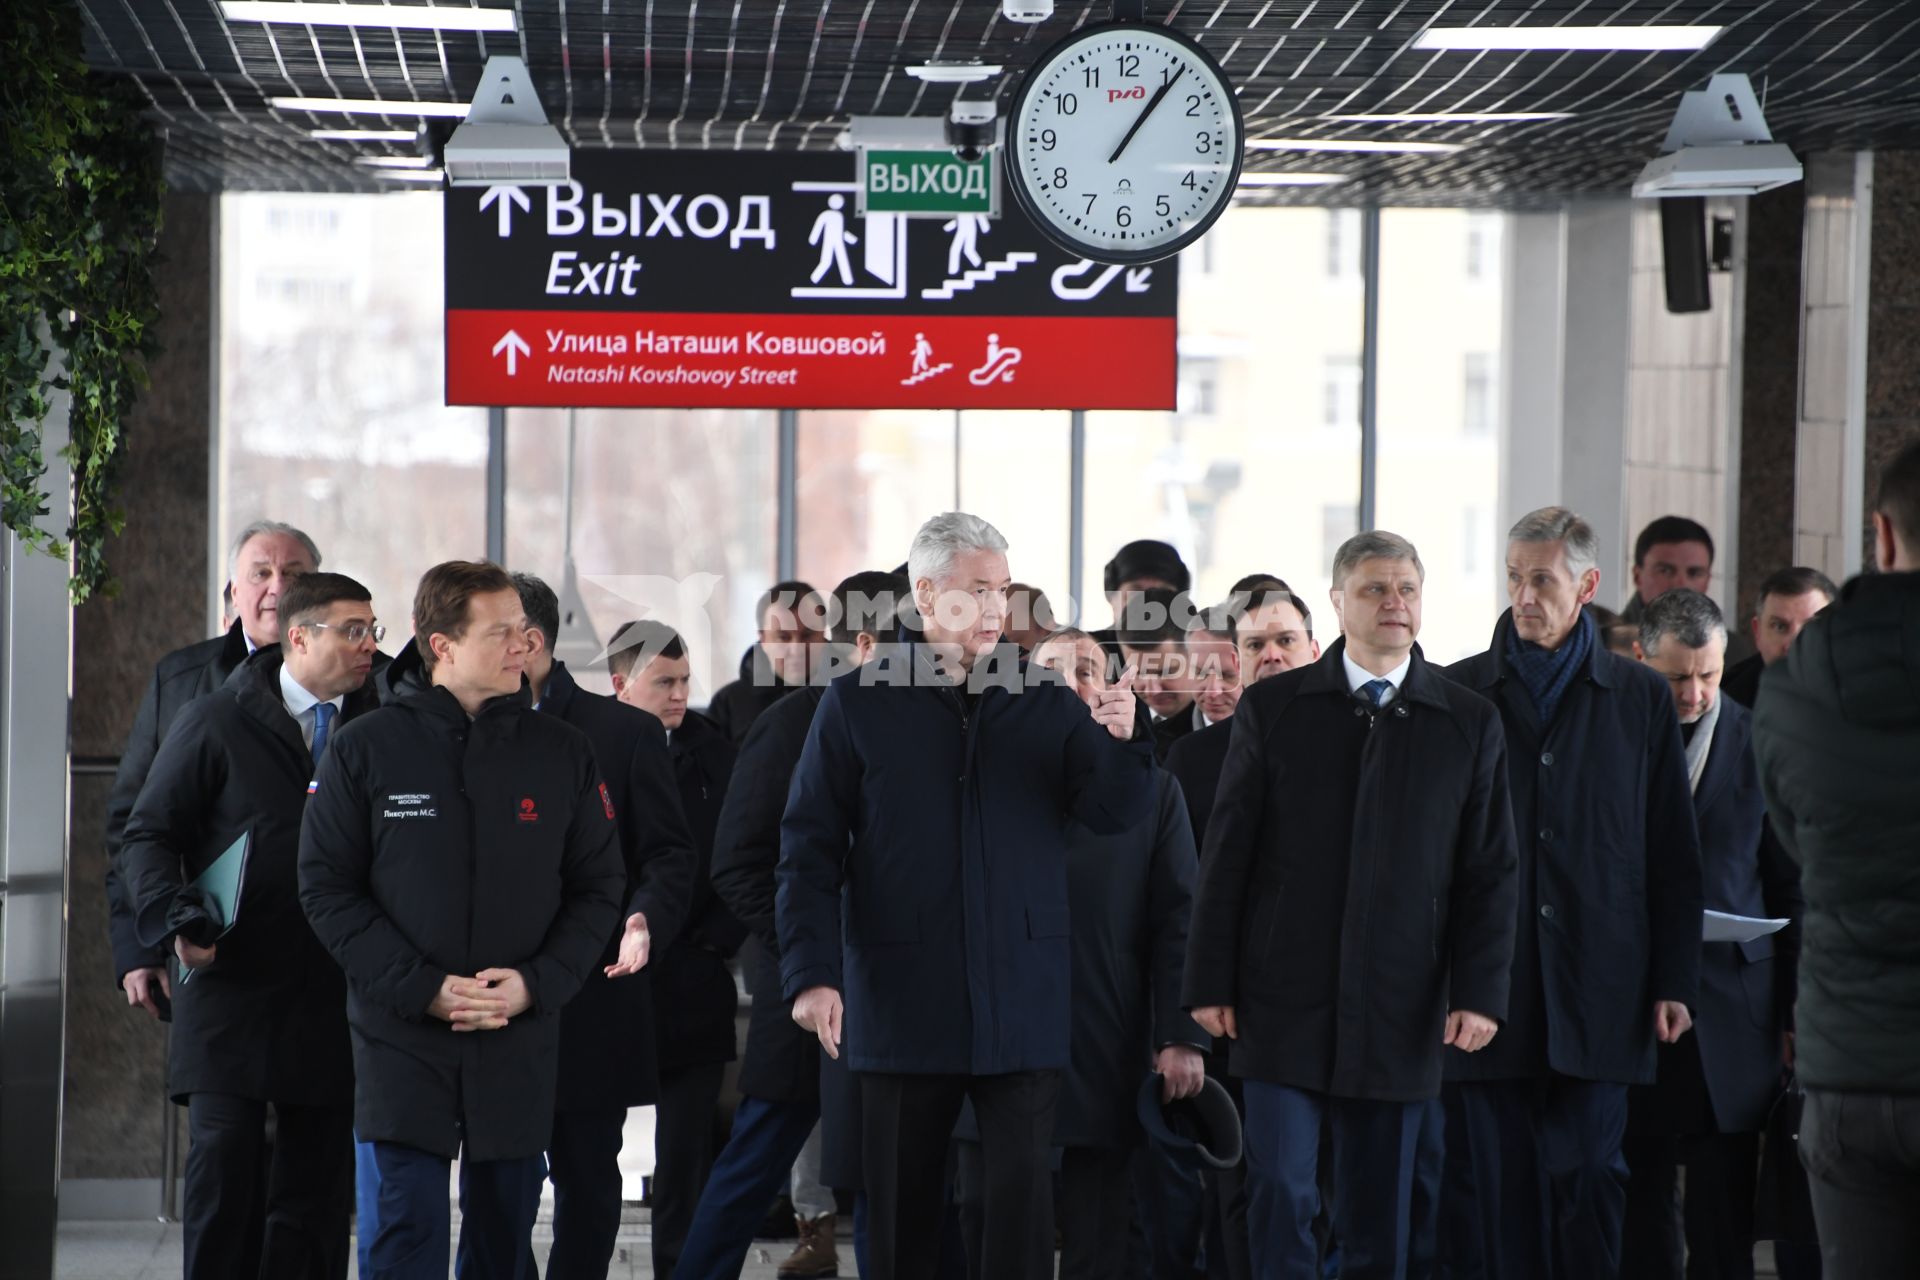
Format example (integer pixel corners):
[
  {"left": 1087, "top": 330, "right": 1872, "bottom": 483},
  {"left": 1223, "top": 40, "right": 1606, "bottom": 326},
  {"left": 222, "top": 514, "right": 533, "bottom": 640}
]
[{"left": 1005, "top": 19, "right": 1246, "bottom": 266}]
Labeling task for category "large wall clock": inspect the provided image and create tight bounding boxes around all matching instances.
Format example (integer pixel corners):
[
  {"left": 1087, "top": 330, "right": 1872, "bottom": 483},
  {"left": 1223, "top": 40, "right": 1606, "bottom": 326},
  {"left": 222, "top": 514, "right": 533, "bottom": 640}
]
[{"left": 1007, "top": 20, "right": 1244, "bottom": 265}]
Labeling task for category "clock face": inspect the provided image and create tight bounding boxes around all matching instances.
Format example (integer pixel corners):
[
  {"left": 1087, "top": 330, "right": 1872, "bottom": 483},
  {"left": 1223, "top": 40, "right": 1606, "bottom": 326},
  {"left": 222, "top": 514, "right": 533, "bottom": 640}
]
[{"left": 1008, "top": 22, "right": 1243, "bottom": 265}]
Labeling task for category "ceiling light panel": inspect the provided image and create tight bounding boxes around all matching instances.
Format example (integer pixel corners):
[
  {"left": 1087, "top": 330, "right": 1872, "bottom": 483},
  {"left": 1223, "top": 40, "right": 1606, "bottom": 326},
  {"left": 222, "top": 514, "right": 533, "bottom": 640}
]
[
  {"left": 1413, "top": 26, "right": 1722, "bottom": 52},
  {"left": 272, "top": 97, "right": 470, "bottom": 117},
  {"left": 222, "top": 2, "right": 516, "bottom": 32},
  {"left": 1246, "top": 138, "right": 1464, "bottom": 154}
]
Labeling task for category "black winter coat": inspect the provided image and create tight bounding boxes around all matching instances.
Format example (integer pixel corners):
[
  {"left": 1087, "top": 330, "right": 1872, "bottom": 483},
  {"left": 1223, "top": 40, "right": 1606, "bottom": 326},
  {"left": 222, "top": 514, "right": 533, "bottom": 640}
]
[
  {"left": 297, "top": 684, "right": 624, "bottom": 1161},
  {"left": 1719, "top": 651, "right": 1764, "bottom": 710},
  {"left": 120, "top": 647, "right": 373, "bottom": 1104},
  {"left": 1753, "top": 570, "right": 1920, "bottom": 1093},
  {"left": 1150, "top": 704, "right": 1200, "bottom": 762},
  {"left": 1184, "top": 642, "right": 1519, "bottom": 1102},
  {"left": 539, "top": 662, "right": 698, "bottom": 1110},
  {"left": 711, "top": 684, "right": 827, "bottom": 1104},
  {"left": 777, "top": 642, "right": 1157, "bottom": 1076},
  {"left": 106, "top": 621, "right": 250, "bottom": 982},
  {"left": 1057, "top": 770, "right": 1207, "bottom": 1147},
  {"left": 651, "top": 708, "right": 744, "bottom": 1073},
  {"left": 1640, "top": 698, "right": 1801, "bottom": 1135},
  {"left": 1445, "top": 610, "right": 1704, "bottom": 1086},
  {"left": 1164, "top": 718, "right": 1232, "bottom": 852},
  {"left": 707, "top": 646, "right": 804, "bottom": 745}
]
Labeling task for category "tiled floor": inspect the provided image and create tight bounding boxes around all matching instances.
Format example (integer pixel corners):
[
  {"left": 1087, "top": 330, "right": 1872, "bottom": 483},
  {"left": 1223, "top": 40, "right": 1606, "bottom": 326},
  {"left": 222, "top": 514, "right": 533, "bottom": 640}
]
[
  {"left": 51, "top": 1221, "right": 1787, "bottom": 1280},
  {"left": 54, "top": 1217, "right": 820, "bottom": 1279}
]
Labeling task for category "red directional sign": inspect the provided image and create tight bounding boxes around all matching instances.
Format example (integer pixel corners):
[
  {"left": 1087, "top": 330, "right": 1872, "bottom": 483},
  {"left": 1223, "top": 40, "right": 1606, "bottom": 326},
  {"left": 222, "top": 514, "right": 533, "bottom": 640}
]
[{"left": 443, "top": 151, "right": 1176, "bottom": 410}]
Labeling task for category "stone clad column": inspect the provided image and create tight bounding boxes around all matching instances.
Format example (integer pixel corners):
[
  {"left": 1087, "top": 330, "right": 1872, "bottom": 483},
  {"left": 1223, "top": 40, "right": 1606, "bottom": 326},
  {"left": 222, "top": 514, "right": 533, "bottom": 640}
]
[{"left": 63, "top": 192, "right": 217, "bottom": 1215}]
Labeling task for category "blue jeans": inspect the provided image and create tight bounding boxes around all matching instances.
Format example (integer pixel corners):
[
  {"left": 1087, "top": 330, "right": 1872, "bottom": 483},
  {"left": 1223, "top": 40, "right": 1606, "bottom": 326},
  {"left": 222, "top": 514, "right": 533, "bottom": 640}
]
[
  {"left": 363, "top": 1141, "right": 543, "bottom": 1280},
  {"left": 355, "top": 1138, "right": 379, "bottom": 1277},
  {"left": 1241, "top": 1082, "right": 1423, "bottom": 1280}
]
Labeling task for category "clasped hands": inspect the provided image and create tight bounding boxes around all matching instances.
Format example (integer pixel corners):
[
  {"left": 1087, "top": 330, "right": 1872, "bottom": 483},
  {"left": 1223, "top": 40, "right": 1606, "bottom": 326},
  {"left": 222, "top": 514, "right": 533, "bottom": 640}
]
[{"left": 428, "top": 968, "right": 532, "bottom": 1032}]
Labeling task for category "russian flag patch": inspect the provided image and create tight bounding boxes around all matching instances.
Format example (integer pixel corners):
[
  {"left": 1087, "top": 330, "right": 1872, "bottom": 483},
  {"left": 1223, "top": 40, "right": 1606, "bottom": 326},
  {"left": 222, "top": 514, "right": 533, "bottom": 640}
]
[{"left": 307, "top": 780, "right": 319, "bottom": 794}]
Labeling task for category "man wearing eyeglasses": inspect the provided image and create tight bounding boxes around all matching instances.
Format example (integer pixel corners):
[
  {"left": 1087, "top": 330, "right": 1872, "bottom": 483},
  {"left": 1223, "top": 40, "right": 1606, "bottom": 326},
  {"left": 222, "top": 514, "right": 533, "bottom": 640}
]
[{"left": 119, "top": 572, "right": 385, "bottom": 1280}]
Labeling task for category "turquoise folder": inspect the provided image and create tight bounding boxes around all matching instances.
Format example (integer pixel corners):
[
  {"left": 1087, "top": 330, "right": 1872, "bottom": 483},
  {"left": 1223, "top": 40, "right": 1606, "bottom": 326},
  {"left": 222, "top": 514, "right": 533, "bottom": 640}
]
[{"left": 190, "top": 830, "right": 251, "bottom": 938}]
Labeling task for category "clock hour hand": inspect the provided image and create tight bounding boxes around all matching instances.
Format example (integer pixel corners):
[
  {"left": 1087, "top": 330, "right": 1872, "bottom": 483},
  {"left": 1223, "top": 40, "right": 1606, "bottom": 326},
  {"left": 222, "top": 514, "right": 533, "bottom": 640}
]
[{"left": 1108, "top": 64, "right": 1185, "bottom": 164}]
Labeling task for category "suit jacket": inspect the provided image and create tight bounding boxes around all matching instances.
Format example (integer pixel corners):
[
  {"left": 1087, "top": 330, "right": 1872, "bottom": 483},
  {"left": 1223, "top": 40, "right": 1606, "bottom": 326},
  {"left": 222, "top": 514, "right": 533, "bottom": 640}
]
[
  {"left": 1445, "top": 610, "right": 1705, "bottom": 1086},
  {"left": 1640, "top": 697, "right": 1801, "bottom": 1134},
  {"left": 1164, "top": 718, "right": 1232, "bottom": 852},
  {"left": 1184, "top": 641, "right": 1519, "bottom": 1101}
]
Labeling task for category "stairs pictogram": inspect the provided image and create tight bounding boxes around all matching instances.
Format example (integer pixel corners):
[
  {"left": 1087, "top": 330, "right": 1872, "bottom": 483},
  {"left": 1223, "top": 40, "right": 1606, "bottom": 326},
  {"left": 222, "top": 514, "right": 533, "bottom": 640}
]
[
  {"left": 900, "top": 362, "right": 955, "bottom": 387},
  {"left": 921, "top": 253, "right": 1039, "bottom": 300}
]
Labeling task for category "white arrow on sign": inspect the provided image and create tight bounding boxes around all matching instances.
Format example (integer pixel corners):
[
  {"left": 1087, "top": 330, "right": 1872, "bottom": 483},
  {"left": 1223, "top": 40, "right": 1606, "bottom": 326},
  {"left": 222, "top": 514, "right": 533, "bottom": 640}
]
[
  {"left": 492, "top": 329, "right": 530, "bottom": 376},
  {"left": 1125, "top": 267, "right": 1153, "bottom": 293},
  {"left": 479, "top": 184, "right": 530, "bottom": 237}
]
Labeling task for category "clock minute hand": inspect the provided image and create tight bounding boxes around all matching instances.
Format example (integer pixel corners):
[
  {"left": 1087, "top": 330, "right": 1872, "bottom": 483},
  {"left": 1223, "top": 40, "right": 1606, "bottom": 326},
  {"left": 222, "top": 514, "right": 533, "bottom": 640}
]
[{"left": 1107, "top": 64, "right": 1185, "bottom": 164}]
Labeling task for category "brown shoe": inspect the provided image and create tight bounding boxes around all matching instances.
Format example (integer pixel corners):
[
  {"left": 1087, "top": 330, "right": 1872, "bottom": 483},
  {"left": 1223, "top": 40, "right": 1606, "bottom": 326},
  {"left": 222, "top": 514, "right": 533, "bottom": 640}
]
[{"left": 777, "top": 1214, "right": 839, "bottom": 1278}]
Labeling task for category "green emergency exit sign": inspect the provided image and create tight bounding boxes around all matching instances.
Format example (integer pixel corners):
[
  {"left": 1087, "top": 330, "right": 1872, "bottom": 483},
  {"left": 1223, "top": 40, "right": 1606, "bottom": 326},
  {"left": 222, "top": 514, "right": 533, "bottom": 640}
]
[{"left": 860, "top": 150, "right": 999, "bottom": 219}]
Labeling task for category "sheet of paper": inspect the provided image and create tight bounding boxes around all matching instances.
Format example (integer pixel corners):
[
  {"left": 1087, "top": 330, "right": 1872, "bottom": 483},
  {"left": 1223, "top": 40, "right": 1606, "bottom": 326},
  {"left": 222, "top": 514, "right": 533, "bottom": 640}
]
[{"left": 1703, "top": 909, "right": 1788, "bottom": 944}]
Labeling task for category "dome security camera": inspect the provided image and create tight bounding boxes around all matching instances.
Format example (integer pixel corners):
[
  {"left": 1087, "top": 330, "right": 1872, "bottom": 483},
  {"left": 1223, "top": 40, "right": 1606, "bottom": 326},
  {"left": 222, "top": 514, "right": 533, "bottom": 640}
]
[{"left": 945, "top": 100, "right": 999, "bottom": 163}]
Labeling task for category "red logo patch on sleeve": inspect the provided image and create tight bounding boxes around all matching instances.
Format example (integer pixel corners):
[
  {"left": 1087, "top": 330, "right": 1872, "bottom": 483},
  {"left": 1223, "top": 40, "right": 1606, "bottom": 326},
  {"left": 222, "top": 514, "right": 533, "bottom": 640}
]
[
  {"left": 517, "top": 796, "right": 540, "bottom": 823},
  {"left": 598, "top": 781, "right": 616, "bottom": 821}
]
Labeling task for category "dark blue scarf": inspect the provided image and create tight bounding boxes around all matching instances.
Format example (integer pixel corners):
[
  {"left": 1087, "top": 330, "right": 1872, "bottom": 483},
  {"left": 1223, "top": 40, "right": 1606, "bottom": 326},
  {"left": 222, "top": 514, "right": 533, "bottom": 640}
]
[{"left": 1506, "top": 608, "right": 1595, "bottom": 727}]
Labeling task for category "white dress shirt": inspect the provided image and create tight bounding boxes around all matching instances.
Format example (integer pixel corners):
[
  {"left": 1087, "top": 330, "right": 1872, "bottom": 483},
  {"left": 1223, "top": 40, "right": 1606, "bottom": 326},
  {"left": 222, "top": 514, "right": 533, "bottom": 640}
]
[{"left": 279, "top": 664, "right": 345, "bottom": 751}]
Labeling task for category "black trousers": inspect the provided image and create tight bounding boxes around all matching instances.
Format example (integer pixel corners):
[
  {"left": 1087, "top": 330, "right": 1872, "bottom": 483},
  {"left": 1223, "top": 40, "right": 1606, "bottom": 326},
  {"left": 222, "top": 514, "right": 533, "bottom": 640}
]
[
  {"left": 1621, "top": 1130, "right": 1760, "bottom": 1280},
  {"left": 651, "top": 1062, "right": 728, "bottom": 1280},
  {"left": 864, "top": 1069, "right": 1060, "bottom": 1280},
  {"left": 1439, "top": 1077, "right": 1629, "bottom": 1280},
  {"left": 542, "top": 1104, "right": 628, "bottom": 1280},
  {"left": 959, "top": 1144, "right": 1133, "bottom": 1280},
  {"left": 1799, "top": 1087, "right": 1920, "bottom": 1280},
  {"left": 182, "top": 1092, "right": 352, "bottom": 1280}
]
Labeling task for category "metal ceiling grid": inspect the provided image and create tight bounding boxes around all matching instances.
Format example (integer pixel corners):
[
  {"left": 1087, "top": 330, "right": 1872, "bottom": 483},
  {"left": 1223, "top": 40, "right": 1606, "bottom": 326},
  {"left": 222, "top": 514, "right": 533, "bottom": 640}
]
[{"left": 77, "top": 0, "right": 1920, "bottom": 202}]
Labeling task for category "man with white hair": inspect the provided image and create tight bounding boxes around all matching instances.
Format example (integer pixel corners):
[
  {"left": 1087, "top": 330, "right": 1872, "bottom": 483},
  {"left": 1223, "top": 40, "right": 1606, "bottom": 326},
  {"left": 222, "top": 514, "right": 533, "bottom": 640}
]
[
  {"left": 776, "top": 512, "right": 1154, "bottom": 1280},
  {"left": 106, "top": 520, "right": 323, "bottom": 1019},
  {"left": 1440, "top": 506, "right": 1704, "bottom": 1280}
]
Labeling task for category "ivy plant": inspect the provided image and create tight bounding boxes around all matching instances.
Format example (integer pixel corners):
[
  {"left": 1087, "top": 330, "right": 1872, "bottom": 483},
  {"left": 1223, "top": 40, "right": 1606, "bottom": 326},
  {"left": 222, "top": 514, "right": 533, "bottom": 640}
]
[{"left": 1, "top": 0, "right": 164, "bottom": 603}]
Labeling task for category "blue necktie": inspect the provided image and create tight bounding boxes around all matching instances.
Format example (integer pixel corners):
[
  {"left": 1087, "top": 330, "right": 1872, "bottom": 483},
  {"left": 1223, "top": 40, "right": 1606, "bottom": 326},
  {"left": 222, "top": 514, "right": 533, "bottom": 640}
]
[
  {"left": 1361, "top": 678, "right": 1392, "bottom": 709},
  {"left": 311, "top": 701, "right": 337, "bottom": 761}
]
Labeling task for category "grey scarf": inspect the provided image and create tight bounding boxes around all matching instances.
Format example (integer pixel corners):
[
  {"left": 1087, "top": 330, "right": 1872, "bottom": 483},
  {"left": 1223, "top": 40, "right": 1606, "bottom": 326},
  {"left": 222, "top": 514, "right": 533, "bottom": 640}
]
[{"left": 1684, "top": 694, "right": 1723, "bottom": 794}]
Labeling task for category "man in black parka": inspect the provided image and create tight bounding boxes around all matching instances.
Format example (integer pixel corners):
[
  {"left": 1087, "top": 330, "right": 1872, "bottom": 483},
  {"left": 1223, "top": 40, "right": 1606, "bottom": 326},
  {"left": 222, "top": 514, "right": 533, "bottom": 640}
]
[
  {"left": 299, "top": 561, "right": 624, "bottom": 1280},
  {"left": 512, "top": 573, "right": 699, "bottom": 1280},
  {"left": 1753, "top": 439, "right": 1920, "bottom": 1275},
  {"left": 108, "top": 520, "right": 319, "bottom": 1017},
  {"left": 778, "top": 512, "right": 1154, "bottom": 1280},
  {"left": 609, "top": 618, "right": 744, "bottom": 1280},
  {"left": 120, "top": 571, "right": 379, "bottom": 1280},
  {"left": 1439, "top": 506, "right": 1704, "bottom": 1280},
  {"left": 676, "top": 570, "right": 909, "bottom": 1280},
  {"left": 1184, "top": 532, "right": 1519, "bottom": 1280}
]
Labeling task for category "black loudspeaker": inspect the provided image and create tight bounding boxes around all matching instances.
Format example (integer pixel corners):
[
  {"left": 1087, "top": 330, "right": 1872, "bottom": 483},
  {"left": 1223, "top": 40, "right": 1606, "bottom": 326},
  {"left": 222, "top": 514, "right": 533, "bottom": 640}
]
[{"left": 1659, "top": 197, "right": 1712, "bottom": 314}]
